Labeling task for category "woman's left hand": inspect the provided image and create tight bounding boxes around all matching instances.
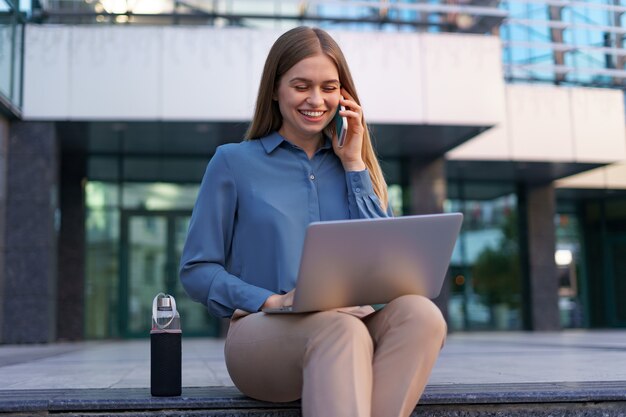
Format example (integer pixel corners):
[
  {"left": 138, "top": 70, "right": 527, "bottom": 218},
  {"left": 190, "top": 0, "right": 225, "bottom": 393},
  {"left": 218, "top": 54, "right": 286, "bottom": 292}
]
[{"left": 332, "top": 89, "right": 366, "bottom": 172}]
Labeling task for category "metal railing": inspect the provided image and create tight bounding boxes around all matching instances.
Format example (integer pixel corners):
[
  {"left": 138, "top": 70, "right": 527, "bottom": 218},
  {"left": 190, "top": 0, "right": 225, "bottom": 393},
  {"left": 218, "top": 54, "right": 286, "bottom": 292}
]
[
  {"left": 32, "top": 0, "right": 506, "bottom": 32},
  {"left": 500, "top": 0, "right": 626, "bottom": 86}
]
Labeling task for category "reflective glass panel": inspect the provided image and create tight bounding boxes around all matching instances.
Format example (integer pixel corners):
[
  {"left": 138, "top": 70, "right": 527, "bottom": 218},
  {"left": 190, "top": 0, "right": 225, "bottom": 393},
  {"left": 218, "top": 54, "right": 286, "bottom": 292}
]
[
  {"left": 122, "top": 182, "right": 199, "bottom": 210},
  {"left": 447, "top": 190, "right": 522, "bottom": 331},
  {"left": 0, "top": 11, "right": 13, "bottom": 99},
  {"left": 11, "top": 19, "right": 20, "bottom": 107},
  {"left": 124, "top": 213, "right": 219, "bottom": 336},
  {"left": 127, "top": 215, "right": 168, "bottom": 335},
  {"left": 555, "top": 212, "right": 584, "bottom": 328},
  {"left": 86, "top": 182, "right": 120, "bottom": 209},
  {"left": 85, "top": 209, "right": 120, "bottom": 339}
]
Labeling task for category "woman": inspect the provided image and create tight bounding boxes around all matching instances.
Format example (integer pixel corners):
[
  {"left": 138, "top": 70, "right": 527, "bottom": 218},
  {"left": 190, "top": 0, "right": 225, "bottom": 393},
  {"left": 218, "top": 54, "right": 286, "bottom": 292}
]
[{"left": 180, "top": 26, "right": 446, "bottom": 417}]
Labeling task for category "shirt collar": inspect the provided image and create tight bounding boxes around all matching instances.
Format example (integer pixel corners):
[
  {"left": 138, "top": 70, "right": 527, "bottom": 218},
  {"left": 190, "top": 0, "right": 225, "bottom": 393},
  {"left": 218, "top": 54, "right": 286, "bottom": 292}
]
[
  {"left": 259, "top": 132, "right": 284, "bottom": 154},
  {"left": 319, "top": 135, "right": 333, "bottom": 150},
  {"left": 259, "top": 131, "right": 332, "bottom": 154}
]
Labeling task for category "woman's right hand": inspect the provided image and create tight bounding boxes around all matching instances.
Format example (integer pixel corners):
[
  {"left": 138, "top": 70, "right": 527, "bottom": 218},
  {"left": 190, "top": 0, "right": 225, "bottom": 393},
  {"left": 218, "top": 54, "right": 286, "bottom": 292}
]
[{"left": 261, "top": 289, "right": 295, "bottom": 310}]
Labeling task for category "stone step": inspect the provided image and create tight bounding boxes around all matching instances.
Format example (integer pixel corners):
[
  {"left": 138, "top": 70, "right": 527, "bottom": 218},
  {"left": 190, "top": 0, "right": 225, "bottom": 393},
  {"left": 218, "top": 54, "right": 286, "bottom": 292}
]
[{"left": 1, "top": 381, "right": 625, "bottom": 416}]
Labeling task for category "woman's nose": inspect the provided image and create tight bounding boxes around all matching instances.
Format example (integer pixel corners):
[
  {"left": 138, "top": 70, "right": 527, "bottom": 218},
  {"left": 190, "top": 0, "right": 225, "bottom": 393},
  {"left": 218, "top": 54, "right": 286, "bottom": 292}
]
[{"left": 306, "top": 89, "right": 324, "bottom": 107}]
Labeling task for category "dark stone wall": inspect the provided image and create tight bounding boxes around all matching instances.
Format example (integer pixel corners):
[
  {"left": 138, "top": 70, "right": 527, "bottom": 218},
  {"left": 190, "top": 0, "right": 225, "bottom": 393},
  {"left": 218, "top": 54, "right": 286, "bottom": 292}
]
[
  {"left": 526, "top": 184, "right": 560, "bottom": 331},
  {"left": 57, "top": 150, "right": 86, "bottom": 341},
  {"left": 2, "top": 122, "right": 59, "bottom": 344},
  {"left": 0, "top": 117, "right": 8, "bottom": 343},
  {"left": 408, "top": 158, "right": 450, "bottom": 321}
]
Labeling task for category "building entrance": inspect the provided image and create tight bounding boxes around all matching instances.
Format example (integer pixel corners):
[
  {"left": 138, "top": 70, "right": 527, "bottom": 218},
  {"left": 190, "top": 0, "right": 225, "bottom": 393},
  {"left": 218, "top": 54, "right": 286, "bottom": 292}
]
[{"left": 120, "top": 210, "right": 219, "bottom": 337}]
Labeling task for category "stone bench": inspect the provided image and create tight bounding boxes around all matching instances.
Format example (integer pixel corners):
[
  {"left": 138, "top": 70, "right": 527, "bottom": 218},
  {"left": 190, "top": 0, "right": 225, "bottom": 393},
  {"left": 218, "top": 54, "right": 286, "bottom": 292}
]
[{"left": 1, "top": 381, "right": 625, "bottom": 416}]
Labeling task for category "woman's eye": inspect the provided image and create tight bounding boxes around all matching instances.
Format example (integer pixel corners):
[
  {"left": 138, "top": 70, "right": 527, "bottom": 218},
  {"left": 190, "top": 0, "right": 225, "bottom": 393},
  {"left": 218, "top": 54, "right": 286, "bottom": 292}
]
[
  {"left": 323, "top": 86, "right": 337, "bottom": 92},
  {"left": 294, "top": 86, "right": 308, "bottom": 91}
]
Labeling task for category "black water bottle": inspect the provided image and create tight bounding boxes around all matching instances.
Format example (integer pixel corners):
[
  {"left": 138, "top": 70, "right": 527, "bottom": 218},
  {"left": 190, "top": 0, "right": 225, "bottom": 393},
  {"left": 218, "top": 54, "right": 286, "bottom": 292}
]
[{"left": 150, "top": 293, "right": 182, "bottom": 396}]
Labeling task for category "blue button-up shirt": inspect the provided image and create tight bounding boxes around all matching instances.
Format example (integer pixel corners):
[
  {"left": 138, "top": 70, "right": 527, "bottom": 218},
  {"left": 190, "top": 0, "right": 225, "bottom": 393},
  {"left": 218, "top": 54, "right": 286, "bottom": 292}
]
[{"left": 179, "top": 131, "right": 391, "bottom": 318}]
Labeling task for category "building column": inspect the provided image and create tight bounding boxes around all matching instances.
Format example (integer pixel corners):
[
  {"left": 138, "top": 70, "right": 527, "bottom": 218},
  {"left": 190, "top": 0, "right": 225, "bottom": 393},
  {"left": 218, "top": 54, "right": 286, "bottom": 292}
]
[
  {"left": 520, "top": 183, "right": 560, "bottom": 331},
  {"left": 2, "top": 122, "right": 59, "bottom": 343},
  {"left": 611, "top": 0, "right": 625, "bottom": 86},
  {"left": 57, "top": 150, "right": 86, "bottom": 341},
  {"left": 548, "top": 6, "right": 566, "bottom": 84},
  {"left": 0, "top": 117, "right": 8, "bottom": 343},
  {"left": 408, "top": 158, "right": 449, "bottom": 320}
]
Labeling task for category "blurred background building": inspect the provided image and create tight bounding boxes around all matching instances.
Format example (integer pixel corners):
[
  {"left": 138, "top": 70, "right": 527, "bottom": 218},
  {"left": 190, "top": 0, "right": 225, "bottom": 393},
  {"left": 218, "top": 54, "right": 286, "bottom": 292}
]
[{"left": 1, "top": 0, "right": 626, "bottom": 343}]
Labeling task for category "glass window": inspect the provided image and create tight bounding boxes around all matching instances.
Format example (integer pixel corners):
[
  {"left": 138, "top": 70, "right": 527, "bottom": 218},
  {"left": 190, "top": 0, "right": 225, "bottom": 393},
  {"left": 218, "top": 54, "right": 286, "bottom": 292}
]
[
  {"left": 127, "top": 215, "right": 168, "bottom": 335},
  {"left": 0, "top": 0, "right": 22, "bottom": 110},
  {"left": 122, "top": 182, "right": 199, "bottom": 210},
  {"left": 85, "top": 208, "right": 120, "bottom": 339},
  {"left": 447, "top": 182, "right": 522, "bottom": 331},
  {"left": 0, "top": 13, "right": 13, "bottom": 99},
  {"left": 501, "top": 0, "right": 556, "bottom": 82},
  {"left": 18, "top": 0, "right": 30, "bottom": 14},
  {"left": 11, "top": 20, "right": 20, "bottom": 107},
  {"left": 88, "top": 157, "right": 121, "bottom": 182},
  {"left": 85, "top": 180, "right": 200, "bottom": 338},
  {"left": 86, "top": 182, "right": 120, "bottom": 209},
  {"left": 555, "top": 211, "right": 584, "bottom": 328},
  {"left": 562, "top": 4, "right": 611, "bottom": 84},
  {"left": 388, "top": 184, "right": 404, "bottom": 216},
  {"left": 501, "top": 0, "right": 623, "bottom": 85},
  {"left": 122, "top": 157, "right": 208, "bottom": 183}
]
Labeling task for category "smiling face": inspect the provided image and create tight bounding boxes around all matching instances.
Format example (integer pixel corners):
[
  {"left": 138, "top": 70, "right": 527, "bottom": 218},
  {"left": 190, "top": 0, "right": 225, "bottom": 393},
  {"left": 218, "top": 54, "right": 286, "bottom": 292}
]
[{"left": 275, "top": 53, "right": 341, "bottom": 148}]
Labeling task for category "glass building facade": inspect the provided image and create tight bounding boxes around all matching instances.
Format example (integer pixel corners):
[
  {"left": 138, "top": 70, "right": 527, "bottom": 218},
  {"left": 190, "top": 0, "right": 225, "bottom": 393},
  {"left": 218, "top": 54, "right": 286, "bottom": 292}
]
[
  {"left": 68, "top": 0, "right": 626, "bottom": 335},
  {"left": 84, "top": 181, "right": 221, "bottom": 338},
  {"left": 502, "top": 0, "right": 626, "bottom": 86},
  {"left": 2, "top": 0, "right": 624, "bottom": 341}
]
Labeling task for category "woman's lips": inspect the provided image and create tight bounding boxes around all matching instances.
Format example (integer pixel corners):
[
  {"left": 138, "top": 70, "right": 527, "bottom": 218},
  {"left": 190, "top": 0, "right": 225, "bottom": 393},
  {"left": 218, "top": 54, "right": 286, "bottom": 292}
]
[{"left": 299, "top": 110, "right": 326, "bottom": 121}]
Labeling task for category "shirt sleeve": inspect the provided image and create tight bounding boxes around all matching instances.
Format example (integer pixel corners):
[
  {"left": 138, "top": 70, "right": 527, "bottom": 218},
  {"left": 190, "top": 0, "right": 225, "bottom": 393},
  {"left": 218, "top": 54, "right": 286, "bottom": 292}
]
[
  {"left": 179, "top": 147, "right": 275, "bottom": 318},
  {"left": 345, "top": 169, "right": 393, "bottom": 219}
]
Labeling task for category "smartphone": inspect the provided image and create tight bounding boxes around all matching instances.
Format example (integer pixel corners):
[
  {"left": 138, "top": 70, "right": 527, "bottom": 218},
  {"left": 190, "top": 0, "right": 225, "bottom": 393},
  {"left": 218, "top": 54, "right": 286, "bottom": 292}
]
[{"left": 334, "top": 100, "right": 348, "bottom": 148}]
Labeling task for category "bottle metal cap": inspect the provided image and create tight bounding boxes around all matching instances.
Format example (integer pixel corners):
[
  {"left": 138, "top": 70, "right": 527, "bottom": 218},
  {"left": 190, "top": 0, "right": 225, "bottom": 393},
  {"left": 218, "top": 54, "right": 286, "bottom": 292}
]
[{"left": 157, "top": 297, "right": 172, "bottom": 310}]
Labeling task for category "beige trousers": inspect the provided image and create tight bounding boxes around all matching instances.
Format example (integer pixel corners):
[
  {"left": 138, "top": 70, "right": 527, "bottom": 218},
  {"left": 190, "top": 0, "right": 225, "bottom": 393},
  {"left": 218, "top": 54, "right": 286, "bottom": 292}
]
[{"left": 224, "top": 295, "right": 447, "bottom": 417}]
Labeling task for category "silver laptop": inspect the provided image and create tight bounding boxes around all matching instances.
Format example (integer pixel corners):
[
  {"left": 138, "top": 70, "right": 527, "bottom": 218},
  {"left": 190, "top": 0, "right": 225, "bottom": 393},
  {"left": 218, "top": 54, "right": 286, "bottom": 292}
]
[{"left": 263, "top": 212, "right": 463, "bottom": 314}]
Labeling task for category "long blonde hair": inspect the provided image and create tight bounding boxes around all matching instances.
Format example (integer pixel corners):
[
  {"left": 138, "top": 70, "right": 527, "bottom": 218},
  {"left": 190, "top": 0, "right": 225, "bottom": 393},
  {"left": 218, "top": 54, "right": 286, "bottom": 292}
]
[{"left": 246, "top": 26, "right": 389, "bottom": 211}]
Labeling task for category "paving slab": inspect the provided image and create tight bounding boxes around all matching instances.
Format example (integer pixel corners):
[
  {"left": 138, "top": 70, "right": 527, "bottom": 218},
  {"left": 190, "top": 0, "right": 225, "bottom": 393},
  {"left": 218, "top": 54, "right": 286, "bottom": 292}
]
[{"left": 0, "top": 331, "right": 625, "bottom": 390}]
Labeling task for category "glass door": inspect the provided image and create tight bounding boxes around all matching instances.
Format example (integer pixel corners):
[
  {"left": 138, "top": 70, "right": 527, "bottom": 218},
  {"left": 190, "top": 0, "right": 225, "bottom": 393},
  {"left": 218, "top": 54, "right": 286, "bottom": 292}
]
[{"left": 120, "top": 210, "right": 220, "bottom": 337}]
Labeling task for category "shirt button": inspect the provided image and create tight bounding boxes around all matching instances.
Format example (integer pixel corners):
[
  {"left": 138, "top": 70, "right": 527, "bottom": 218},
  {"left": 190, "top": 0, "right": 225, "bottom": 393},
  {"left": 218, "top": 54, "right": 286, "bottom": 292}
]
[
  {"left": 310, "top": 174, "right": 315, "bottom": 180},
  {"left": 355, "top": 187, "right": 361, "bottom": 193}
]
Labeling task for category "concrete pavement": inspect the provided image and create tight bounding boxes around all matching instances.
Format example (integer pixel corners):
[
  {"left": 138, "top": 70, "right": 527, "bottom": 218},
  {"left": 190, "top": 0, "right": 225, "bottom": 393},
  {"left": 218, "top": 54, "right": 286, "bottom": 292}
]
[{"left": 1, "top": 330, "right": 626, "bottom": 390}]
